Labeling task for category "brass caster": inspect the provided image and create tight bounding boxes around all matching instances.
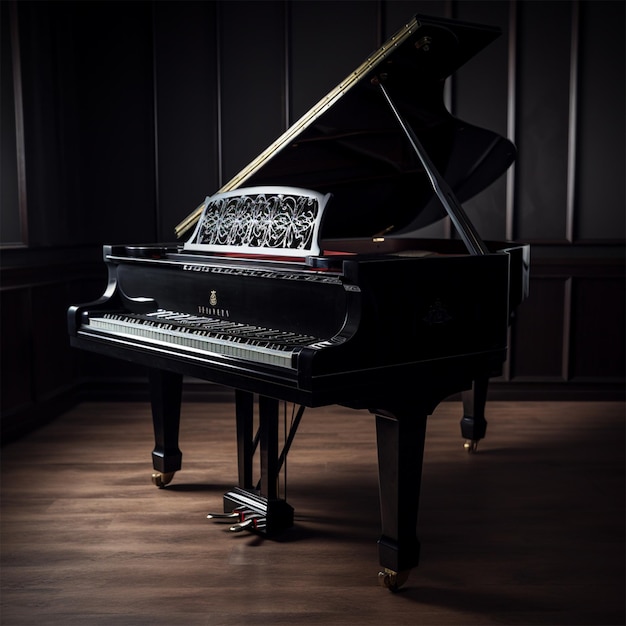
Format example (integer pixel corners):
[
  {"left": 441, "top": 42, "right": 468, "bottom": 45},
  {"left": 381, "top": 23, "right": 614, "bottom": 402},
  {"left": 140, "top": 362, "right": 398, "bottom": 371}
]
[
  {"left": 151, "top": 471, "right": 175, "bottom": 488},
  {"left": 464, "top": 439, "right": 479, "bottom": 454},
  {"left": 378, "top": 568, "right": 410, "bottom": 591}
]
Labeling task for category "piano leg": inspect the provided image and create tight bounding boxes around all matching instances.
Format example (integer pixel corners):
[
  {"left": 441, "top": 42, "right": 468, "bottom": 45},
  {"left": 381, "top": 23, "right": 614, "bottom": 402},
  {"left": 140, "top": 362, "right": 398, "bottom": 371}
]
[
  {"left": 460, "top": 377, "right": 489, "bottom": 453},
  {"left": 148, "top": 368, "right": 183, "bottom": 488},
  {"left": 235, "top": 390, "right": 255, "bottom": 489},
  {"left": 373, "top": 406, "right": 428, "bottom": 591}
]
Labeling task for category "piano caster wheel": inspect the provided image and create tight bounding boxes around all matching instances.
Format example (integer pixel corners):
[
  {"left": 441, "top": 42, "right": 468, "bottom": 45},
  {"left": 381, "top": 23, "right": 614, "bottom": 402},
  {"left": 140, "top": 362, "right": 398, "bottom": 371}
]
[
  {"left": 151, "top": 471, "right": 175, "bottom": 488},
  {"left": 378, "top": 568, "right": 410, "bottom": 592},
  {"left": 464, "top": 440, "right": 479, "bottom": 454}
]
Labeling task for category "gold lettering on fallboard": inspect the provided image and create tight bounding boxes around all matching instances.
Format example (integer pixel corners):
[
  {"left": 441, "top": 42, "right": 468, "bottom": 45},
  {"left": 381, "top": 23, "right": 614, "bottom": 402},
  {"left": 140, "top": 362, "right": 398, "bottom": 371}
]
[{"left": 197, "top": 304, "right": 230, "bottom": 318}]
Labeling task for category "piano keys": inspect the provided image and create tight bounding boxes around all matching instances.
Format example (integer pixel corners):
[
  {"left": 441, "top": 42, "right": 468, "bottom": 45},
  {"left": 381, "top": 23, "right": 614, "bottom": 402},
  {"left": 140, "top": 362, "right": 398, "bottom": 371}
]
[
  {"left": 68, "top": 14, "right": 529, "bottom": 590},
  {"left": 84, "top": 310, "right": 318, "bottom": 369}
]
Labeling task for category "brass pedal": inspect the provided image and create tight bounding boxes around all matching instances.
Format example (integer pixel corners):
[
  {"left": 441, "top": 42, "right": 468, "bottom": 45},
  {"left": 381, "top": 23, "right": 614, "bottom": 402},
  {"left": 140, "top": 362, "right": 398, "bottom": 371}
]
[
  {"left": 229, "top": 515, "right": 265, "bottom": 532},
  {"left": 207, "top": 487, "right": 293, "bottom": 536},
  {"left": 207, "top": 506, "right": 247, "bottom": 520}
]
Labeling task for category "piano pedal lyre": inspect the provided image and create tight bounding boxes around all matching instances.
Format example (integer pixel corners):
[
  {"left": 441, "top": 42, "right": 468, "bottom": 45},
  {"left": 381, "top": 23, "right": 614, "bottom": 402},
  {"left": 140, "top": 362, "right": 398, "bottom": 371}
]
[{"left": 207, "top": 487, "right": 293, "bottom": 536}]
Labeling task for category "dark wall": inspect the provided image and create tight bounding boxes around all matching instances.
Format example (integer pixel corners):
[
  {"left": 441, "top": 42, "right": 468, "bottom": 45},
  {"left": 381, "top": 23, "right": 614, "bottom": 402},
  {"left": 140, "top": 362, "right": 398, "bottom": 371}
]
[{"left": 1, "top": 0, "right": 624, "bottom": 439}]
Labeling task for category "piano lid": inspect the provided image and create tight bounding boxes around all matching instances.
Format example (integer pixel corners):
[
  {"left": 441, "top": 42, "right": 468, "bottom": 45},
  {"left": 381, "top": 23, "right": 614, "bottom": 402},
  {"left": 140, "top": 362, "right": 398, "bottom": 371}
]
[{"left": 175, "top": 14, "right": 515, "bottom": 241}]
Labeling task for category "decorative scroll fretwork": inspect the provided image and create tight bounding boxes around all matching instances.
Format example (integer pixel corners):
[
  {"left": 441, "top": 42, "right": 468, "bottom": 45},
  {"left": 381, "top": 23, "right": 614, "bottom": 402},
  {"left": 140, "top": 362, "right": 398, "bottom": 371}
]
[{"left": 184, "top": 187, "right": 330, "bottom": 257}]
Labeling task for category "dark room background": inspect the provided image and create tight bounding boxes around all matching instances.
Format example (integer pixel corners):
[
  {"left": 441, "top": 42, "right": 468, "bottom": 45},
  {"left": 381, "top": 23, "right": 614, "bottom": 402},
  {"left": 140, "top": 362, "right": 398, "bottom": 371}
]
[{"left": 1, "top": 0, "right": 624, "bottom": 441}]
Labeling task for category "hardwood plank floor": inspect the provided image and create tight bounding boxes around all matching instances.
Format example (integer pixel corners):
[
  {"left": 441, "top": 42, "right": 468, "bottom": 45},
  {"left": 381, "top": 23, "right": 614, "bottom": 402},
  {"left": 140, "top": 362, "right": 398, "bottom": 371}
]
[{"left": 1, "top": 399, "right": 624, "bottom": 625}]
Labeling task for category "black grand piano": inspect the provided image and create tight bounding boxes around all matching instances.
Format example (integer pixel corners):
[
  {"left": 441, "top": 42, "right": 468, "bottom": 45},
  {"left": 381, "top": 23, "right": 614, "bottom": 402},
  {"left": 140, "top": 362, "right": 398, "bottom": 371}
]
[{"left": 68, "top": 14, "right": 529, "bottom": 590}]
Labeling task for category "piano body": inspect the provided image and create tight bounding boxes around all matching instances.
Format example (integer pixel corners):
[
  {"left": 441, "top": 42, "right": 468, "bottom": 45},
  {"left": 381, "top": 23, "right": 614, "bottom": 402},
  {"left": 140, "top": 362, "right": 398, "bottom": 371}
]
[{"left": 68, "top": 15, "right": 529, "bottom": 590}]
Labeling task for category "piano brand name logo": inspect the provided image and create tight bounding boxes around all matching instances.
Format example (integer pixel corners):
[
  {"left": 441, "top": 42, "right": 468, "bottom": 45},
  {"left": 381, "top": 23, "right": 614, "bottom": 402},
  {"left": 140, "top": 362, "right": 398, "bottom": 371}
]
[
  {"left": 199, "top": 290, "right": 229, "bottom": 317},
  {"left": 423, "top": 299, "right": 452, "bottom": 325},
  {"left": 198, "top": 305, "right": 230, "bottom": 318}
]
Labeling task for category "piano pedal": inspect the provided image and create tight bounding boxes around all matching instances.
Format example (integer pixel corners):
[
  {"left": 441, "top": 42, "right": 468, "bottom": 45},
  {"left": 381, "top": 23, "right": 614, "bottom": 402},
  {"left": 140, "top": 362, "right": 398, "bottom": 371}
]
[
  {"left": 229, "top": 515, "right": 266, "bottom": 532},
  {"left": 207, "top": 505, "right": 248, "bottom": 520},
  {"left": 206, "top": 487, "right": 294, "bottom": 536}
]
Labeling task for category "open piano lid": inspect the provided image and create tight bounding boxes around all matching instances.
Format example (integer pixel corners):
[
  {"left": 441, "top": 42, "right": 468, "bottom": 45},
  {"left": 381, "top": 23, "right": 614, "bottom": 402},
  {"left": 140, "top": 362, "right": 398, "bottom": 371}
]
[{"left": 175, "top": 14, "right": 515, "bottom": 243}]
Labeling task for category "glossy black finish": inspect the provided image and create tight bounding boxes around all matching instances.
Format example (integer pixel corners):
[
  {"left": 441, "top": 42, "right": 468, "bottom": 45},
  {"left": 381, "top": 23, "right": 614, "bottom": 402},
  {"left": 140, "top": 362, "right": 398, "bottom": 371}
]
[
  {"left": 240, "top": 15, "right": 516, "bottom": 240},
  {"left": 66, "top": 14, "right": 530, "bottom": 583},
  {"left": 68, "top": 239, "right": 527, "bottom": 567},
  {"left": 68, "top": 241, "right": 523, "bottom": 404},
  {"left": 149, "top": 368, "right": 183, "bottom": 475}
]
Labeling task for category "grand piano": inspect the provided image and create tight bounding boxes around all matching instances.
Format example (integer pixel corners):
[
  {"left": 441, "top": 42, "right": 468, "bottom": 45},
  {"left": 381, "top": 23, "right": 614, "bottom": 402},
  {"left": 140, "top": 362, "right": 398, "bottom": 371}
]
[{"left": 68, "top": 14, "right": 529, "bottom": 590}]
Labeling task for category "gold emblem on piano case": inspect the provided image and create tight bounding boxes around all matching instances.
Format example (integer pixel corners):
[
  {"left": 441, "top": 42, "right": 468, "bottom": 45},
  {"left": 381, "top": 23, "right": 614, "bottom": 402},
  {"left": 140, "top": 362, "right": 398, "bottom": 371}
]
[
  {"left": 209, "top": 290, "right": 218, "bottom": 306},
  {"left": 423, "top": 299, "right": 452, "bottom": 325}
]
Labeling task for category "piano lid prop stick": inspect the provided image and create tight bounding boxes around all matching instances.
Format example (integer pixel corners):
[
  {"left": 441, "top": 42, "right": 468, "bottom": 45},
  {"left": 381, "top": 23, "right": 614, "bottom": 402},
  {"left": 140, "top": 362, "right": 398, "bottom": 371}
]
[
  {"left": 174, "top": 17, "right": 422, "bottom": 239},
  {"left": 374, "top": 78, "right": 489, "bottom": 257}
]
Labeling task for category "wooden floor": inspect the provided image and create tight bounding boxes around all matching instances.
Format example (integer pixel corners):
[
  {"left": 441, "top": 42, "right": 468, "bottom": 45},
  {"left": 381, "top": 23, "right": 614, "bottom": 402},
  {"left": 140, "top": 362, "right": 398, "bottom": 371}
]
[{"left": 1, "top": 399, "right": 624, "bottom": 625}]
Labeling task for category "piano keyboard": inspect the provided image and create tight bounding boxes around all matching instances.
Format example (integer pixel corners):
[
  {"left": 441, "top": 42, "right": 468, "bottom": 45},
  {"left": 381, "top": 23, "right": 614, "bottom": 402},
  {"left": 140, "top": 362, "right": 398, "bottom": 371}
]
[{"left": 85, "top": 310, "right": 320, "bottom": 369}]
